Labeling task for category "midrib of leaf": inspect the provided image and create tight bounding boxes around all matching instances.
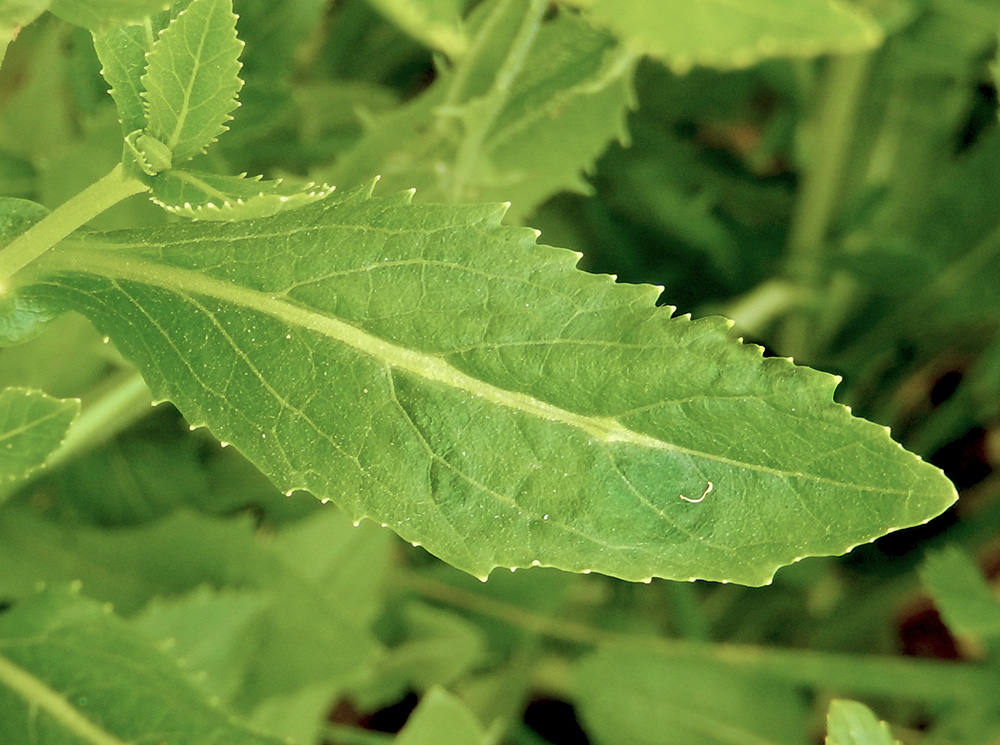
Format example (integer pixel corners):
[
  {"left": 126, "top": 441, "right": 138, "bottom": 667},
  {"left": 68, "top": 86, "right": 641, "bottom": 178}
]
[
  {"left": 0, "top": 407, "right": 69, "bottom": 445},
  {"left": 165, "top": 8, "right": 216, "bottom": 152},
  {"left": 0, "top": 653, "right": 129, "bottom": 745},
  {"left": 41, "top": 245, "right": 914, "bottom": 498}
]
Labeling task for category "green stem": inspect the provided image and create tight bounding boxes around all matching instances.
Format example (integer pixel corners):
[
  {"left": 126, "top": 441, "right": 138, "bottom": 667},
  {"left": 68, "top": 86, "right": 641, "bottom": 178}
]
[
  {"left": 781, "top": 53, "right": 872, "bottom": 361},
  {"left": 447, "top": 0, "right": 548, "bottom": 202},
  {"left": 0, "top": 164, "right": 148, "bottom": 292},
  {"left": 44, "top": 369, "right": 154, "bottom": 471},
  {"left": 399, "top": 571, "right": 1000, "bottom": 704}
]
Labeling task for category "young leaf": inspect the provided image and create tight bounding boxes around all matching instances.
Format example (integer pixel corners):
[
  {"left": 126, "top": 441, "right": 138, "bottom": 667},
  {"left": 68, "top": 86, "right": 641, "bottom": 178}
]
[
  {"left": 0, "top": 387, "right": 79, "bottom": 484},
  {"left": 141, "top": 0, "right": 243, "bottom": 163},
  {"left": 571, "top": 0, "right": 882, "bottom": 73},
  {"left": 93, "top": 21, "right": 153, "bottom": 136},
  {"left": 22, "top": 187, "right": 956, "bottom": 585},
  {"left": 920, "top": 547, "right": 1000, "bottom": 641},
  {"left": 48, "top": 0, "right": 169, "bottom": 30},
  {"left": 0, "top": 584, "right": 288, "bottom": 745},
  {"left": 825, "top": 700, "right": 900, "bottom": 745},
  {"left": 150, "top": 169, "right": 334, "bottom": 221}
]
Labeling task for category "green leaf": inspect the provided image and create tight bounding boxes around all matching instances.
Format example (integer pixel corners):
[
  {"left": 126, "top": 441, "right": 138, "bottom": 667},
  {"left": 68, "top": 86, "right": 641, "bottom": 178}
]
[
  {"left": 150, "top": 169, "right": 334, "bottom": 221},
  {"left": 572, "top": 0, "right": 882, "bottom": 73},
  {"left": 0, "top": 199, "right": 55, "bottom": 344},
  {"left": 920, "top": 547, "right": 1000, "bottom": 641},
  {"left": 93, "top": 21, "right": 152, "bottom": 135},
  {"left": 0, "top": 387, "right": 79, "bottom": 483},
  {"left": 326, "top": 4, "right": 634, "bottom": 220},
  {"left": 0, "top": 584, "right": 288, "bottom": 745},
  {"left": 395, "top": 687, "right": 492, "bottom": 745},
  {"left": 825, "top": 700, "right": 900, "bottom": 745},
  {"left": 366, "top": 0, "right": 468, "bottom": 57},
  {"left": 141, "top": 0, "right": 243, "bottom": 163},
  {"left": 48, "top": 0, "right": 169, "bottom": 30},
  {"left": 23, "top": 187, "right": 957, "bottom": 585},
  {"left": 575, "top": 646, "right": 808, "bottom": 745}
]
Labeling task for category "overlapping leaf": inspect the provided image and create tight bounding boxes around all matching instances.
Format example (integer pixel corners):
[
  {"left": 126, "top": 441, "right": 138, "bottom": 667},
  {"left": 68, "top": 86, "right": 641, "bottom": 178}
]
[
  {"left": 0, "top": 387, "right": 78, "bottom": 483},
  {"left": 570, "top": 0, "right": 882, "bottom": 72},
  {"left": 48, "top": 0, "right": 169, "bottom": 30},
  {"left": 825, "top": 700, "right": 900, "bottom": 745},
  {"left": 22, "top": 186, "right": 956, "bottom": 584}
]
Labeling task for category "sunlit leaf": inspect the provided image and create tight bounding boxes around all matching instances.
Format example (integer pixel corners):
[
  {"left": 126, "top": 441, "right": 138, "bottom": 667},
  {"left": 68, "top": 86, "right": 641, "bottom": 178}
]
[
  {"left": 0, "top": 387, "right": 78, "bottom": 483},
  {"left": 20, "top": 186, "right": 957, "bottom": 584}
]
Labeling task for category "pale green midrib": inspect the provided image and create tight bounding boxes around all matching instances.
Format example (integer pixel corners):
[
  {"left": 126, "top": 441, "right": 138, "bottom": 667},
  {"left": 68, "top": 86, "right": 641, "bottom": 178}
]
[
  {"left": 0, "top": 653, "right": 131, "bottom": 745},
  {"left": 42, "top": 250, "right": 915, "bottom": 494},
  {"left": 163, "top": 2, "right": 217, "bottom": 153},
  {"left": 0, "top": 406, "right": 73, "bottom": 445}
]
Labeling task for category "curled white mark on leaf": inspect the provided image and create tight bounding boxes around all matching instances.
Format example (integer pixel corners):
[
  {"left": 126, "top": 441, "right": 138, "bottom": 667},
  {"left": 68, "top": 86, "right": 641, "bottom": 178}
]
[{"left": 680, "top": 481, "right": 713, "bottom": 503}]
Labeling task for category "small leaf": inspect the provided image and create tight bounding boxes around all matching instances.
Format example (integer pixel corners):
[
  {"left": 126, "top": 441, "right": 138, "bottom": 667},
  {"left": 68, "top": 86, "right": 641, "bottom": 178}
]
[
  {"left": 396, "top": 687, "right": 491, "bottom": 745},
  {"left": 572, "top": 0, "right": 882, "bottom": 73},
  {"left": 141, "top": 0, "right": 244, "bottom": 163},
  {"left": 920, "top": 547, "right": 1000, "bottom": 641},
  {"left": 48, "top": 0, "right": 169, "bottom": 30},
  {"left": 0, "top": 584, "right": 288, "bottom": 745},
  {"left": 150, "top": 169, "right": 334, "bottom": 221},
  {"left": 366, "top": 0, "right": 468, "bottom": 57},
  {"left": 0, "top": 387, "right": 79, "bottom": 483},
  {"left": 93, "top": 21, "right": 154, "bottom": 135},
  {"left": 825, "top": 700, "right": 900, "bottom": 745},
  {"left": 22, "top": 188, "right": 957, "bottom": 584}
]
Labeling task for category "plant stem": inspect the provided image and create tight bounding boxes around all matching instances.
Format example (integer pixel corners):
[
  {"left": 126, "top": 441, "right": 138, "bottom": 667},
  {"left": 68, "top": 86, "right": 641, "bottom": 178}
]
[
  {"left": 781, "top": 53, "right": 871, "bottom": 361},
  {"left": 0, "top": 164, "right": 148, "bottom": 293},
  {"left": 399, "top": 571, "right": 1000, "bottom": 704},
  {"left": 45, "top": 369, "right": 154, "bottom": 471}
]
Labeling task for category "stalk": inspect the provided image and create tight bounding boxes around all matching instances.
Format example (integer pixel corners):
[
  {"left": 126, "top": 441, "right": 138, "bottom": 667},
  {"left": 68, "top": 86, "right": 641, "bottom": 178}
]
[
  {"left": 781, "top": 53, "right": 872, "bottom": 361},
  {"left": 0, "top": 164, "right": 148, "bottom": 292}
]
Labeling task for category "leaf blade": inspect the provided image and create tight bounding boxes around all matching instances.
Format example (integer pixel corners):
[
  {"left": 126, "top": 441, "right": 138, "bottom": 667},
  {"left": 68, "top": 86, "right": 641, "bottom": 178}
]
[
  {"left": 26, "top": 190, "right": 957, "bottom": 584},
  {"left": 0, "top": 387, "right": 79, "bottom": 484},
  {"left": 141, "top": 0, "right": 243, "bottom": 162}
]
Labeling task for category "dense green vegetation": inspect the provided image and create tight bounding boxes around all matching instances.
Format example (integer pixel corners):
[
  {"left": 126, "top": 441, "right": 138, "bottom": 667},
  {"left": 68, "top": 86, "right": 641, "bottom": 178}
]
[{"left": 0, "top": 0, "right": 998, "bottom": 743}]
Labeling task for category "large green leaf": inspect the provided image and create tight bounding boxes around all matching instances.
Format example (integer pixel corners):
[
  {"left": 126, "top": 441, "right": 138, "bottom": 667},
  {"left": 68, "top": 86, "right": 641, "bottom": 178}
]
[
  {"left": 571, "top": 0, "right": 882, "bottom": 72},
  {"left": 22, "top": 187, "right": 956, "bottom": 584},
  {"left": 48, "top": 0, "right": 169, "bottom": 30},
  {"left": 140, "top": 0, "right": 243, "bottom": 164},
  {"left": 0, "top": 585, "right": 287, "bottom": 745},
  {"left": 0, "top": 387, "right": 78, "bottom": 483}
]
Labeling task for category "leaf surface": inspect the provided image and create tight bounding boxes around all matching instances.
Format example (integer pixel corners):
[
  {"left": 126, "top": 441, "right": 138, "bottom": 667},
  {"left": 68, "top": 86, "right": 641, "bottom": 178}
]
[
  {"left": 141, "top": 0, "right": 243, "bottom": 162},
  {"left": 0, "top": 585, "right": 287, "bottom": 745},
  {"left": 0, "top": 387, "right": 78, "bottom": 483},
  {"left": 396, "top": 687, "right": 491, "bottom": 745},
  {"left": 24, "top": 188, "right": 956, "bottom": 584},
  {"left": 573, "top": 0, "right": 882, "bottom": 72},
  {"left": 825, "top": 700, "right": 900, "bottom": 745}
]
